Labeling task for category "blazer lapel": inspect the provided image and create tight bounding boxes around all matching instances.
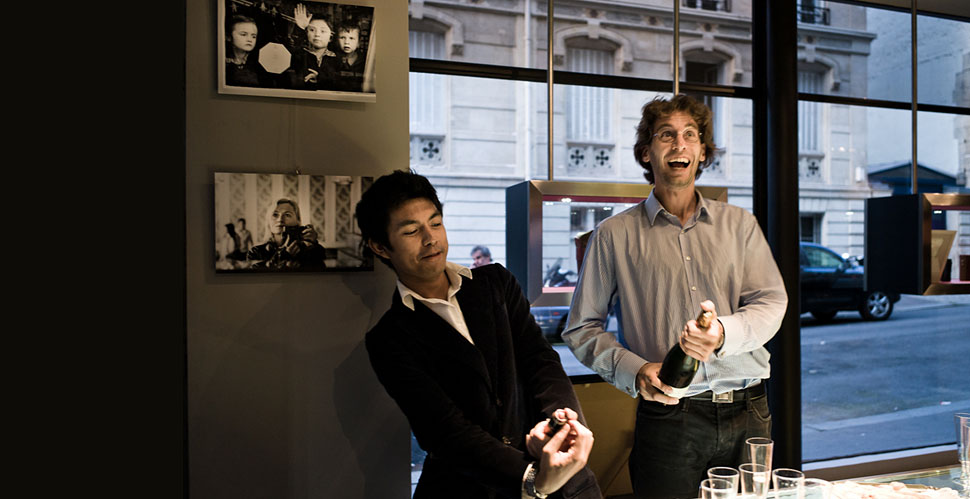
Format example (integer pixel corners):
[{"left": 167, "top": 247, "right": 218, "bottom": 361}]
[
  {"left": 455, "top": 275, "right": 499, "bottom": 390},
  {"left": 389, "top": 292, "right": 493, "bottom": 389}
]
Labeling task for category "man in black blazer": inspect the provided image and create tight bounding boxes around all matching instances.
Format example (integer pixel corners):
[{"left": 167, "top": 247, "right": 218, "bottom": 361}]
[{"left": 356, "top": 170, "right": 601, "bottom": 499}]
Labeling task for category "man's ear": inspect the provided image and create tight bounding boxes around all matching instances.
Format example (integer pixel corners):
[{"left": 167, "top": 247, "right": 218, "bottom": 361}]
[{"left": 367, "top": 239, "right": 390, "bottom": 259}]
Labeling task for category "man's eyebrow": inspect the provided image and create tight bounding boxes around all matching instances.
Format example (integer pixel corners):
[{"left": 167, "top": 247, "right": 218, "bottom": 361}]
[{"left": 393, "top": 211, "right": 442, "bottom": 228}]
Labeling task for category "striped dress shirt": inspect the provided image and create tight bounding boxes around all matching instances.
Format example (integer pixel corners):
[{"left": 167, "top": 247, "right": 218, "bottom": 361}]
[{"left": 562, "top": 190, "right": 788, "bottom": 398}]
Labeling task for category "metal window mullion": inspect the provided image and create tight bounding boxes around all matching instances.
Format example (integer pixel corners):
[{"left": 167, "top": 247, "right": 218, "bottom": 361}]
[
  {"left": 911, "top": 0, "right": 918, "bottom": 194},
  {"left": 547, "top": 0, "right": 554, "bottom": 180}
]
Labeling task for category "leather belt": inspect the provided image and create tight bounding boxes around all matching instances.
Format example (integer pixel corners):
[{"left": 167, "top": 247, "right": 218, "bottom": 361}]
[{"left": 688, "top": 382, "right": 765, "bottom": 404}]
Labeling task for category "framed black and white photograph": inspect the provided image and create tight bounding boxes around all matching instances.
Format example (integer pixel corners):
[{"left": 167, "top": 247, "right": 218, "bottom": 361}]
[
  {"left": 219, "top": 0, "right": 377, "bottom": 102},
  {"left": 214, "top": 172, "right": 374, "bottom": 272}
]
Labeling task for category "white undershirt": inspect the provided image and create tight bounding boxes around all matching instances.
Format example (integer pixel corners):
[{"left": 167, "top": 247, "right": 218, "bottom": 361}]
[{"left": 396, "top": 262, "right": 473, "bottom": 344}]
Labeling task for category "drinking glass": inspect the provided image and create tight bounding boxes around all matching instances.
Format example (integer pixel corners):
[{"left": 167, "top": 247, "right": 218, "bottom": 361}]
[
  {"left": 772, "top": 468, "right": 805, "bottom": 499},
  {"left": 956, "top": 413, "right": 970, "bottom": 490},
  {"left": 699, "top": 478, "right": 736, "bottom": 499},
  {"left": 745, "top": 437, "right": 774, "bottom": 476},
  {"left": 803, "top": 478, "right": 832, "bottom": 499},
  {"left": 708, "top": 467, "right": 740, "bottom": 494},
  {"left": 739, "top": 463, "right": 769, "bottom": 499}
]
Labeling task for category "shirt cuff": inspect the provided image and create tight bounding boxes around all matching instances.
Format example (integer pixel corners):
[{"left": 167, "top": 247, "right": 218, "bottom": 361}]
[
  {"left": 715, "top": 314, "right": 742, "bottom": 358},
  {"left": 616, "top": 351, "right": 650, "bottom": 398}
]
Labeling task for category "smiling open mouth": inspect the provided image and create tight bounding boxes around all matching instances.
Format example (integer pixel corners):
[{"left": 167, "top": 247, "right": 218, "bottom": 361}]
[{"left": 668, "top": 158, "right": 691, "bottom": 168}]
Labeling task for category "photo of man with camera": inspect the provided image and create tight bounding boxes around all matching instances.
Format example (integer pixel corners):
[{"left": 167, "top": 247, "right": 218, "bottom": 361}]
[{"left": 246, "top": 197, "right": 327, "bottom": 270}]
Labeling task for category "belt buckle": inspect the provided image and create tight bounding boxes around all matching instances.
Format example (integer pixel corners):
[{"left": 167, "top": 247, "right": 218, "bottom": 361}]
[{"left": 712, "top": 391, "right": 734, "bottom": 403}]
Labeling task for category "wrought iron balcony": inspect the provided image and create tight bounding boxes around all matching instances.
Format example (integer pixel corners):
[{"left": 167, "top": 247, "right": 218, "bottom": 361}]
[
  {"left": 798, "top": 5, "right": 831, "bottom": 25},
  {"left": 683, "top": 0, "right": 731, "bottom": 13}
]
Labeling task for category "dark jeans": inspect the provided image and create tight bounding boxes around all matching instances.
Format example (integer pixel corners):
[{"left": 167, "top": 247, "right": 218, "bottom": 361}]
[{"left": 629, "top": 389, "right": 772, "bottom": 499}]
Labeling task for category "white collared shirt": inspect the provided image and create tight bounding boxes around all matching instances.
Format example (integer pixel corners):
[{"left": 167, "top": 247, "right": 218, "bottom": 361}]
[{"left": 396, "top": 262, "right": 474, "bottom": 345}]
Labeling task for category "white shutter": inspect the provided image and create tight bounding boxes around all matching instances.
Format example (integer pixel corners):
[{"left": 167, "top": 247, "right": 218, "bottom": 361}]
[
  {"left": 409, "top": 31, "right": 445, "bottom": 134},
  {"left": 798, "top": 71, "right": 822, "bottom": 153},
  {"left": 566, "top": 48, "right": 613, "bottom": 142}
]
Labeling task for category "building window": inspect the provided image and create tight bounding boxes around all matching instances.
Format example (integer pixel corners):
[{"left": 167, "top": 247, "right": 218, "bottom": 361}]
[
  {"left": 685, "top": 60, "right": 724, "bottom": 175},
  {"left": 565, "top": 46, "right": 614, "bottom": 173},
  {"left": 798, "top": 70, "right": 822, "bottom": 153},
  {"left": 410, "top": 30, "right": 446, "bottom": 166},
  {"left": 798, "top": 69, "right": 824, "bottom": 182},
  {"left": 797, "top": 0, "right": 830, "bottom": 25},
  {"left": 683, "top": 0, "right": 731, "bottom": 12},
  {"left": 800, "top": 214, "right": 822, "bottom": 243}
]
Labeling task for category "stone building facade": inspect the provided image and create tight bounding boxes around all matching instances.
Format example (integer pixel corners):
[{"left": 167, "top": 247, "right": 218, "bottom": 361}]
[{"left": 407, "top": 0, "right": 968, "bottom": 274}]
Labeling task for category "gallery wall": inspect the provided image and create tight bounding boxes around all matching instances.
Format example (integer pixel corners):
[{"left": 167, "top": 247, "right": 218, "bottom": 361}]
[{"left": 185, "top": 0, "right": 410, "bottom": 497}]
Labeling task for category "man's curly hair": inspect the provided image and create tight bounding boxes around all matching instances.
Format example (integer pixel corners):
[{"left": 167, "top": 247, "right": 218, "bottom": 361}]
[{"left": 632, "top": 94, "right": 718, "bottom": 184}]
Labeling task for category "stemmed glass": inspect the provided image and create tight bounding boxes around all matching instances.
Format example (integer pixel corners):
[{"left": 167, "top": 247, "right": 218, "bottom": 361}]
[{"left": 739, "top": 463, "right": 769, "bottom": 499}]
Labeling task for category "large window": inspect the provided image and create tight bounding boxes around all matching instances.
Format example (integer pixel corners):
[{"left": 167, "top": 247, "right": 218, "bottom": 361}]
[
  {"left": 798, "top": 1, "right": 970, "bottom": 465},
  {"left": 408, "top": 0, "right": 969, "bottom": 491}
]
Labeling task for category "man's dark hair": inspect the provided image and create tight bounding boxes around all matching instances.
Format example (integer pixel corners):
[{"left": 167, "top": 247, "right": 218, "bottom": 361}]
[
  {"left": 355, "top": 170, "right": 443, "bottom": 268},
  {"left": 632, "top": 94, "right": 718, "bottom": 184},
  {"left": 471, "top": 245, "right": 491, "bottom": 258}
]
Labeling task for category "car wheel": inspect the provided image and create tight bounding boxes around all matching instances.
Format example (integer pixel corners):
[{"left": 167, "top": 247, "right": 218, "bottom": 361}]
[
  {"left": 859, "top": 291, "right": 893, "bottom": 321},
  {"left": 811, "top": 310, "right": 838, "bottom": 322}
]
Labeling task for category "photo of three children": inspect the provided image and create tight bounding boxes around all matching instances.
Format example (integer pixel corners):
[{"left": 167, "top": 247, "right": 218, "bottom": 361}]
[{"left": 220, "top": 0, "right": 376, "bottom": 101}]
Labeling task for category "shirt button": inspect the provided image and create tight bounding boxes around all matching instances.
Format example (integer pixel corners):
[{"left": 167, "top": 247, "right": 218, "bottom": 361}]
[
  {"left": 691, "top": 286, "right": 697, "bottom": 291},
  {"left": 495, "top": 398, "right": 503, "bottom": 407},
  {"left": 685, "top": 256, "right": 691, "bottom": 261}
]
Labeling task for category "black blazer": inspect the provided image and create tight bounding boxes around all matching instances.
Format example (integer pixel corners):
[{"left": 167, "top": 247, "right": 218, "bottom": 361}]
[{"left": 366, "top": 264, "right": 601, "bottom": 499}]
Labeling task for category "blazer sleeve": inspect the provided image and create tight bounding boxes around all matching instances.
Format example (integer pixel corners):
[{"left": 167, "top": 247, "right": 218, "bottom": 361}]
[
  {"left": 495, "top": 267, "right": 587, "bottom": 425},
  {"left": 493, "top": 266, "right": 602, "bottom": 498},
  {"left": 365, "top": 321, "right": 531, "bottom": 497}
]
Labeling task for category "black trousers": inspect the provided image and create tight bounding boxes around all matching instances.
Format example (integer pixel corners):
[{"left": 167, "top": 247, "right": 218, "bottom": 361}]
[{"left": 629, "top": 386, "right": 772, "bottom": 499}]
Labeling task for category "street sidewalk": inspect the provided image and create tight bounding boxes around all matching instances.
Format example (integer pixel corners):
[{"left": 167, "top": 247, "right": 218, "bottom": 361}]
[{"left": 895, "top": 293, "right": 970, "bottom": 312}]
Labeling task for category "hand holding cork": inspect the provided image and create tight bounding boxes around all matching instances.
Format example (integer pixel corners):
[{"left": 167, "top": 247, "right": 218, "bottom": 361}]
[{"left": 680, "top": 300, "right": 723, "bottom": 362}]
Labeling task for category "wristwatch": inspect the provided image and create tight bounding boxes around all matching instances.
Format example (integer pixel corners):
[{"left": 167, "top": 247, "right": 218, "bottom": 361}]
[{"left": 524, "top": 462, "right": 549, "bottom": 499}]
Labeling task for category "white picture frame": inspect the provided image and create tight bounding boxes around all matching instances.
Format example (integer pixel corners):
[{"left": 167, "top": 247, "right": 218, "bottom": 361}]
[{"left": 218, "top": 0, "right": 377, "bottom": 102}]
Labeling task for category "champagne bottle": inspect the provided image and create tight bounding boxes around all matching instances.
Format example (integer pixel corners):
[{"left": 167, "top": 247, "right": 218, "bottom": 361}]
[
  {"left": 545, "top": 411, "right": 567, "bottom": 435},
  {"left": 658, "top": 310, "right": 713, "bottom": 399}
]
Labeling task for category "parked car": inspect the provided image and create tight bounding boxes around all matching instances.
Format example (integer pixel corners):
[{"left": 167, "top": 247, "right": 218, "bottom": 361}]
[
  {"left": 800, "top": 241, "right": 900, "bottom": 321},
  {"left": 531, "top": 305, "right": 617, "bottom": 343},
  {"left": 531, "top": 306, "right": 570, "bottom": 341}
]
